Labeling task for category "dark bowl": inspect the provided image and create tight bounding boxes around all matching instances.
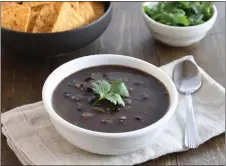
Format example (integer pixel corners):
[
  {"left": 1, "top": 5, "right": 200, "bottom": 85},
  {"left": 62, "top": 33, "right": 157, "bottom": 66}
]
[{"left": 1, "top": 2, "right": 112, "bottom": 58}]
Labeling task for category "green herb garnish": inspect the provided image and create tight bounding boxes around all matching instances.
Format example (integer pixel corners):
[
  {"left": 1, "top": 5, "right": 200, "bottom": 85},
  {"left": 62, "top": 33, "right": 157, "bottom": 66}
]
[
  {"left": 91, "top": 80, "right": 129, "bottom": 106},
  {"left": 144, "top": 2, "right": 214, "bottom": 27}
]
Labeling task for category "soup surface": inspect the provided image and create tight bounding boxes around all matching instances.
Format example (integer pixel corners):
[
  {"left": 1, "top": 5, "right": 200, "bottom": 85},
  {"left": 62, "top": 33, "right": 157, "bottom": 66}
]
[{"left": 52, "top": 65, "right": 169, "bottom": 133}]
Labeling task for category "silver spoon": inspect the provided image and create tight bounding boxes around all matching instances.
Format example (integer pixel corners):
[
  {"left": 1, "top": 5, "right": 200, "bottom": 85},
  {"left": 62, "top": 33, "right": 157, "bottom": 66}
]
[{"left": 173, "top": 60, "right": 202, "bottom": 149}]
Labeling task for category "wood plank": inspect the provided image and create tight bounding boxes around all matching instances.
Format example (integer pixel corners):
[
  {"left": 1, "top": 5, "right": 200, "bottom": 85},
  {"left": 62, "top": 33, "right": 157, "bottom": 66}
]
[
  {"left": 2, "top": 53, "right": 50, "bottom": 111},
  {"left": 176, "top": 134, "right": 225, "bottom": 165},
  {"left": 1, "top": 52, "right": 50, "bottom": 165},
  {"left": 210, "top": 2, "right": 225, "bottom": 34}
]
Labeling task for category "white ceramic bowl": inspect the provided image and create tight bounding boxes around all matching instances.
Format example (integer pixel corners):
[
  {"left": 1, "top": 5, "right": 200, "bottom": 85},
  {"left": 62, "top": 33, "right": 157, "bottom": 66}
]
[
  {"left": 42, "top": 54, "right": 178, "bottom": 155},
  {"left": 142, "top": 2, "right": 217, "bottom": 47}
]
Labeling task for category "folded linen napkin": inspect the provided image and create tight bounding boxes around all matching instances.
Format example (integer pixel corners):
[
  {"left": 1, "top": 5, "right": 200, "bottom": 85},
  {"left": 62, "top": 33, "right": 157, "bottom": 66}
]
[{"left": 1, "top": 56, "right": 225, "bottom": 165}]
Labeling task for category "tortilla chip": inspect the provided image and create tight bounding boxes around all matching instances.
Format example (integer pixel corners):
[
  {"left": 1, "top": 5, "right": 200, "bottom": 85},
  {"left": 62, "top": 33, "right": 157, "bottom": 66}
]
[
  {"left": 1, "top": 6, "right": 31, "bottom": 32},
  {"left": 76, "top": 2, "right": 96, "bottom": 24},
  {"left": 27, "top": 6, "right": 42, "bottom": 32},
  {"left": 32, "top": 5, "right": 43, "bottom": 12},
  {"left": 1, "top": 2, "right": 21, "bottom": 11},
  {"left": 51, "top": 2, "right": 86, "bottom": 32},
  {"left": 92, "top": 2, "right": 105, "bottom": 18},
  {"left": 22, "top": 2, "right": 53, "bottom": 8},
  {"left": 70, "top": 2, "right": 79, "bottom": 11},
  {"left": 32, "top": 3, "right": 59, "bottom": 33},
  {"left": 11, "top": 1, "right": 22, "bottom": 4}
]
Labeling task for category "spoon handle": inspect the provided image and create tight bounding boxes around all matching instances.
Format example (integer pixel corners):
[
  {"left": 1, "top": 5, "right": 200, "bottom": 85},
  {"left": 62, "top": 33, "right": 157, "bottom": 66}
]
[{"left": 185, "top": 94, "right": 200, "bottom": 149}]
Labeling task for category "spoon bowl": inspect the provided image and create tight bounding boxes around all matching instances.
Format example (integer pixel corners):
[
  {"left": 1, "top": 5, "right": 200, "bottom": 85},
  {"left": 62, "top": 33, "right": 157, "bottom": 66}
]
[{"left": 173, "top": 60, "right": 202, "bottom": 94}]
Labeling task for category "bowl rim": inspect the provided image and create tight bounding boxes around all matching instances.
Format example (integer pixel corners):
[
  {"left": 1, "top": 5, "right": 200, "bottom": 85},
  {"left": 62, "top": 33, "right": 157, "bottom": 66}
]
[
  {"left": 42, "top": 54, "right": 178, "bottom": 138},
  {"left": 1, "top": 1, "right": 112, "bottom": 35},
  {"left": 142, "top": 1, "right": 217, "bottom": 30}
]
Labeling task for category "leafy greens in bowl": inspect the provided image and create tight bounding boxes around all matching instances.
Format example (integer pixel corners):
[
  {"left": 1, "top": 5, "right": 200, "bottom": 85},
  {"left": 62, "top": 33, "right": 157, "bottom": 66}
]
[{"left": 144, "top": 2, "right": 214, "bottom": 27}]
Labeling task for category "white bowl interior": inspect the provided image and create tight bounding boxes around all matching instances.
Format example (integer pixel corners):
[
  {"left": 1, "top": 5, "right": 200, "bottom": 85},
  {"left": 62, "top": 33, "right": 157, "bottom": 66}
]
[{"left": 42, "top": 54, "right": 178, "bottom": 136}]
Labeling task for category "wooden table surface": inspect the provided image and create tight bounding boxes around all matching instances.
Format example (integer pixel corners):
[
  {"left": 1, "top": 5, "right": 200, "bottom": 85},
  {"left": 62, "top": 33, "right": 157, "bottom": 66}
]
[{"left": 1, "top": 2, "right": 225, "bottom": 165}]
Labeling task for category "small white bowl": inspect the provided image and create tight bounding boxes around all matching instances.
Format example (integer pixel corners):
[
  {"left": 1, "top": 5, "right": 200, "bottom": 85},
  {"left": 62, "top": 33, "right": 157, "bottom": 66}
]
[
  {"left": 42, "top": 54, "right": 178, "bottom": 155},
  {"left": 142, "top": 2, "right": 217, "bottom": 47}
]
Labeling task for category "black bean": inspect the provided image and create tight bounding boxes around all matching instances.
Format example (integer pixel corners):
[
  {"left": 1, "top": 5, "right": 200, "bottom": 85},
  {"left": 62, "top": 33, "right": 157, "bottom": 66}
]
[
  {"left": 91, "top": 107, "right": 105, "bottom": 113},
  {"left": 114, "top": 107, "right": 121, "bottom": 111},
  {"left": 85, "top": 86, "right": 93, "bottom": 92},
  {"left": 102, "top": 72, "right": 108, "bottom": 78},
  {"left": 119, "top": 116, "right": 127, "bottom": 121},
  {"left": 71, "top": 95, "right": 81, "bottom": 101},
  {"left": 134, "top": 116, "right": 143, "bottom": 121},
  {"left": 76, "top": 106, "right": 82, "bottom": 112},
  {"left": 125, "top": 99, "right": 132, "bottom": 105},
  {"left": 140, "top": 93, "right": 149, "bottom": 100},
  {"left": 81, "top": 84, "right": 93, "bottom": 92},
  {"left": 64, "top": 92, "right": 70, "bottom": 98},
  {"left": 88, "top": 80, "right": 94, "bottom": 84},
  {"left": 77, "top": 106, "right": 82, "bottom": 111},
  {"left": 90, "top": 73, "right": 96, "bottom": 78},
  {"left": 101, "top": 118, "right": 113, "bottom": 124},
  {"left": 134, "top": 80, "right": 143, "bottom": 85},
  {"left": 81, "top": 112, "right": 94, "bottom": 119},
  {"left": 68, "top": 79, "right": 76, "bottom": 86},
  {"left": 75, "top": 103, "right": 82, "bottom": 111},
  {"left": 84, "top": 76, "right": 93, "bottom": 82},
  {"left": 75, "top": 103, "right": 80, "bottom": 107},
  {"left": 87, "top": 96, "right": 97, "bottom": 103}
]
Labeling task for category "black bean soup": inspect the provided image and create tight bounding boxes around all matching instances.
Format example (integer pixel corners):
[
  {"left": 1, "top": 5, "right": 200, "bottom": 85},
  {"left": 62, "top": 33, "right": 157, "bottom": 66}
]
[{"left": 52, "top": 66, "right": 169, "bottom": 133}]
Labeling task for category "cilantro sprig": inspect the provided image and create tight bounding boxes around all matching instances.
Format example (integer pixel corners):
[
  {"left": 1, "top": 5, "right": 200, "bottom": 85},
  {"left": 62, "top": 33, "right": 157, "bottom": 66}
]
[
  {"left": 91, "top": 80, "right": 129, "bottom": 106},
  {"left": 144, "top": 2, "right": 214, "bottom": 27}
]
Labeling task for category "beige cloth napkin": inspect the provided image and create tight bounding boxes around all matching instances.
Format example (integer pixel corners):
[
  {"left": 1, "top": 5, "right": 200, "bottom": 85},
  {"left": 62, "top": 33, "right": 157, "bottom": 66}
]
[{"left": 1, "top": 56, "right": 225, "bottom": 165}]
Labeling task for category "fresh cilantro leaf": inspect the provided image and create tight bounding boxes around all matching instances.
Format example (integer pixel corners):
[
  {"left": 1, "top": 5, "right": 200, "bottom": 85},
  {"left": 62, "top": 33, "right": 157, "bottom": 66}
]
[
  {"left": 164, "top": 2, "right": 176, "bottom": 12},
  {"left": 144, "top": 2, "right": 214, "bottom": 27},
  {"left": 91, "top": 79, "right": 128, "bottom": 106},
  {"left": 200, "top": 2, "right": 214, "bottom": 20},
  {"left": 105, "top": 93, "right": 117, "bottom": 105},
  {"left": 144, "top": 6, "right": 154, "bottom": 17},
  {"left": 105, "top": 93, "right": 125, "bottom": 106},
  {"left": 113, "top": 94, "right": 125, "bottom": 106},
  {"left": 178, "top": 2, "right": 190, "bottom": 8},
  {"left": 111, "top": 80, "right": 129, "bottom": 98},
  {"left": 188, "top": 14, "right": 204, "bottom": 25},
  {"left": 91, "top": 80, "right": 111, "bottom": 99},
  {"left": 172, "top": 8, "right": 185, "bottom": 16},
  {"left": 174, "top": 15, "right": 189, "bottom": 26}
]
